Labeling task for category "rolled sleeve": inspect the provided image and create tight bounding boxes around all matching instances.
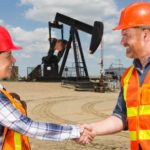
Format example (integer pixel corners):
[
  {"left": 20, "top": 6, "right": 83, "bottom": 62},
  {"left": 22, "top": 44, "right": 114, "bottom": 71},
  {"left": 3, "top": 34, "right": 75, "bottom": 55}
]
[{"left": 112, "top": 88, "right": 128, "bottom": 130}]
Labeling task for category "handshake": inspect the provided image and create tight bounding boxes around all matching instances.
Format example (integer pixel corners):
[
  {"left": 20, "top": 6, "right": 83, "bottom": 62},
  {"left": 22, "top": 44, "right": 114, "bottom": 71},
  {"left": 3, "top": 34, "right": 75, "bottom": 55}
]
[{"left": 75, "top": 124, "right": 96, "bottom": 145}]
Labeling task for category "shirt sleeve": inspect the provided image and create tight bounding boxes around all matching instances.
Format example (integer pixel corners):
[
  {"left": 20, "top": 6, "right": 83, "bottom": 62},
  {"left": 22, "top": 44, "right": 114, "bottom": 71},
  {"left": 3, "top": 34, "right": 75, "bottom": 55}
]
[
  {"left": 112, "top": 88, "right": 128, "bottom": 130},
  {"left": 0, "top": 92, "right": 80, "bottom": 141}
]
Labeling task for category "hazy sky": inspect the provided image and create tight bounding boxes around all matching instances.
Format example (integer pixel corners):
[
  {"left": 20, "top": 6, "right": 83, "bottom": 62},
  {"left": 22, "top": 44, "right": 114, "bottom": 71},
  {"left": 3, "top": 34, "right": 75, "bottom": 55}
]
[{"left": 0, "top": 0, "right": 149, "bottom": 77}]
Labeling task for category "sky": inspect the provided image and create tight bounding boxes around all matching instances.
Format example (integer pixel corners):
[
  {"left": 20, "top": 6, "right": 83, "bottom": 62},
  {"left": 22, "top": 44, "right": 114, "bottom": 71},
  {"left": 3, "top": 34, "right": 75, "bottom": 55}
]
[{"left": 0, "top": 0, "right": 149, "bottom": 77}]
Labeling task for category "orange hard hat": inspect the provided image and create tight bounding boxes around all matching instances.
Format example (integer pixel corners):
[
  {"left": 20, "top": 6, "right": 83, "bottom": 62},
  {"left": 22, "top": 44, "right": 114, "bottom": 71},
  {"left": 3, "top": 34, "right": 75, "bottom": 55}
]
[
  {"left": 0, "top": 26, "right": 22, "bottom": 52},
  {"left": 113, "top": 2, "right": 150, "bottom": 30}
]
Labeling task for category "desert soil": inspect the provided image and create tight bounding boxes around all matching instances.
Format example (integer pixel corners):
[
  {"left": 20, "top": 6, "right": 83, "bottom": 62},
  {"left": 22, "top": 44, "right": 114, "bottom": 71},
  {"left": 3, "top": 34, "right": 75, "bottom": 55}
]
[{"left": 1, "top": 82, "right": 130, "bottom": 150}]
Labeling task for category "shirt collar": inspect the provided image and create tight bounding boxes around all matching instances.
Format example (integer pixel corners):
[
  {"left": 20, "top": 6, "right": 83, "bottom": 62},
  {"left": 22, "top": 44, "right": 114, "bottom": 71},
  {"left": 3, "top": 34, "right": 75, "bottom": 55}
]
[{"left": 133, "top": 58, "right": 150, "bottom": 70}]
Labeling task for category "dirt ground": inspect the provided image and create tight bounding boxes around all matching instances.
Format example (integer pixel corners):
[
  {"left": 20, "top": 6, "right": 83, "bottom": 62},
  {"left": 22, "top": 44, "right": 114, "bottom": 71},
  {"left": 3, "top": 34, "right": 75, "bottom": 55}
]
[{"left": 1, "top": 81, "right": 130, "bottom": 150}]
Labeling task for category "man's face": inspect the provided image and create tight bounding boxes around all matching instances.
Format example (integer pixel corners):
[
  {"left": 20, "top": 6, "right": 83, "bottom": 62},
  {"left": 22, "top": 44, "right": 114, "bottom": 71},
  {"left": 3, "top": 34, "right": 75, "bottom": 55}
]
[
  {"left": 0, "top": 51, "right": 16, "bottom": 79},
  {"left": 121, "top": 28, "right": 144, "bottom": 59}
]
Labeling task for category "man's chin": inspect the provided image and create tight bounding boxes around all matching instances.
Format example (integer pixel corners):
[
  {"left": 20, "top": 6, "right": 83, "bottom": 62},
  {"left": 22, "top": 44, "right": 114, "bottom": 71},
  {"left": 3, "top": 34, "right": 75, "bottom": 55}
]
[
  {"left": 126, "top": 51, "right": 134, "bottom": 59},
  {"left": 0, "top": 73, "right": 12, "bottom": 80},
  {"left": 126, "top": 55, "right": 134, "bottom": 59}
]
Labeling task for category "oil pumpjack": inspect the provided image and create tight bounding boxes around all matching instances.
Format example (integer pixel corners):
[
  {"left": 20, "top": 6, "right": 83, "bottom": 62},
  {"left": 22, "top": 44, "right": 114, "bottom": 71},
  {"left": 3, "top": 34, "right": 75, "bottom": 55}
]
[{"left": 27, "top": 13, "right": 104, "bottom": 89}]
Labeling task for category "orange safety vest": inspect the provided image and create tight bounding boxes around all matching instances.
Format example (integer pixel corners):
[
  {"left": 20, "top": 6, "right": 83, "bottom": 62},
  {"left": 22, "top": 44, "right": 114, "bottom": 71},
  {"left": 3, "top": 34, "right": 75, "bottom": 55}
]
[
  {"left": 0, "top": 88, "right": 30, "bottom": 150},
  {"left": 121, "top": 65, "right": 150, "bottom": 150}
]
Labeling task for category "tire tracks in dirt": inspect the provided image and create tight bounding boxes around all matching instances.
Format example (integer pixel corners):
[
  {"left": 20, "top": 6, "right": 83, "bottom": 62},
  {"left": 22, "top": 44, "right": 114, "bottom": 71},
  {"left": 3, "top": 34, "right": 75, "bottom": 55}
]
[{"left": 29, "top": 96, "right": 129, "bottom": 144}]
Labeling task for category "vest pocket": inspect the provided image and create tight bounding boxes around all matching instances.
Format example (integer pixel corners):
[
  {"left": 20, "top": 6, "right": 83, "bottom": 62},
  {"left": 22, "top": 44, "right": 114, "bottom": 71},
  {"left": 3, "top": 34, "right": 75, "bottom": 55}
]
[{"left": 141, "top": 85, "right": 150, "bottom": 105}]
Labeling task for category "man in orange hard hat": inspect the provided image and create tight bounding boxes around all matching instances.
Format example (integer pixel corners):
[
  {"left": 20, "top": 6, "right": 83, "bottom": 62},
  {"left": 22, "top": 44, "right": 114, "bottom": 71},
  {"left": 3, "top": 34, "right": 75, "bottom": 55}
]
[
  {"left": 78, "top": 1, "right": 150, "bottom": 150},
  {"left": 0, "top": 26, "right": 95, "bottom": 150}
]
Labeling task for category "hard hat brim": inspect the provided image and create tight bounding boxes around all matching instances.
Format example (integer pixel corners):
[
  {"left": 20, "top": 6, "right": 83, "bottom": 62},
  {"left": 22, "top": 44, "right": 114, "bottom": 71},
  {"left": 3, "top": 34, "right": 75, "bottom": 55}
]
[
  {"left": 12, "top": 45, "right": 22, "bottom": 50},
  {"left": 9, "top": 44, "right": 22, "bottom": 51},
  {"left": 0, "top": 45, "right": 22, "bottom": 52},
  {"left": 112, "top": 25, "right": 124, "bottom": 30},
  {"left": 112, "top": 24, "right": 134, "bottom": 30}
]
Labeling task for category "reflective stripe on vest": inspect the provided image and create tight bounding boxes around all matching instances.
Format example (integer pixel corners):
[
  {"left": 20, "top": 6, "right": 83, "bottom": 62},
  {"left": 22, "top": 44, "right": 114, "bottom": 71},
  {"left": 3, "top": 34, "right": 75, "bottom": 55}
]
[
  {"left": 130, "top": 130, "right": 150, "bottom": 141},
  {"left": 127, "top": 105, "right": 150, "bottom": 117},
  {"left": 123, "top": 65, "right": 134, "bottom": 101},
  {"left": 14, "top": 132, "right": 21, "bottom": 150}
]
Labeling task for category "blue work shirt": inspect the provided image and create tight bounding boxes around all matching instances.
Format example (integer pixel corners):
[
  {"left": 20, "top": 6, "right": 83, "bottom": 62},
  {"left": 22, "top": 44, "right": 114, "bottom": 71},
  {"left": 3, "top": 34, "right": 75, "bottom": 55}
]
[{"left": 113, "top": 58, "right": 150, "bottom": 130}]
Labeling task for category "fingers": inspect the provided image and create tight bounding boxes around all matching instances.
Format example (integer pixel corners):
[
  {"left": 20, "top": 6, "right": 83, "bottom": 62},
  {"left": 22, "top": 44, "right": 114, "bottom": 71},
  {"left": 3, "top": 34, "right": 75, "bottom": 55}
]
[
  {"left": 80, "top": 124, "right": 96, "bottom": 139},
  {"left": 79, "top": 131, "right": 93, "bottom": 145},
  {"left": 81, "top": 129, "right": 94, "bottom": 144},
  {"left": 75, "top": 124, "right": 96, "bottom": 145}
]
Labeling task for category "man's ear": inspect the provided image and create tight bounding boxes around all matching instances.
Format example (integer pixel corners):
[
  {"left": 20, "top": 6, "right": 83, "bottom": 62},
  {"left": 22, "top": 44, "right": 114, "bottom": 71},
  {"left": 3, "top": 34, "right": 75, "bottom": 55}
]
[{"left": 143, "top": 29, "right": 150, "bottom": 41}]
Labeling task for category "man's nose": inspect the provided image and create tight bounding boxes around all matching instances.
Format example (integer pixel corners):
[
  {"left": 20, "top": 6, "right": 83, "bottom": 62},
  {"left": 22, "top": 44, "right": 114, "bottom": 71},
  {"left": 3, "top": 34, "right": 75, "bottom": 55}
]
[{"left": 120, "top": 36, "right": 126, "bottom": 46}]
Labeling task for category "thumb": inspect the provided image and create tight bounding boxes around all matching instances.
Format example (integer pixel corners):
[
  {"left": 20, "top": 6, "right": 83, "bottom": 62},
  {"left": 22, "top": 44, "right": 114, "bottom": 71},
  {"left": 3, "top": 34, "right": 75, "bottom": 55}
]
[{"left": 80, "top": 124, "right": 92, "bottom": 131}]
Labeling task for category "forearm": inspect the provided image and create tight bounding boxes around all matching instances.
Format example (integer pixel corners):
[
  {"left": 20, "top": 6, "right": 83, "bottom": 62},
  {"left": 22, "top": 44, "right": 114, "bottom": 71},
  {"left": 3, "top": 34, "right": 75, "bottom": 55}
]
[
  {"left": 90, "top": 116, "right": 124, "bottom": 136},
  {"left": 23, "top": 121, "right": 80, "bottom": 141},
  {"left": 12, "top": 115, "right": 80, "bottom": 141}
]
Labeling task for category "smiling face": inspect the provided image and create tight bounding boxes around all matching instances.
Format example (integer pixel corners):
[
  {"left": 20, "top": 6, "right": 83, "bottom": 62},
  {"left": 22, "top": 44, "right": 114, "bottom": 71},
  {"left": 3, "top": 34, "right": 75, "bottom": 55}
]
[
  {"left": 121, "top": 27, "right": 145, "bottom": 59},
  {"left": 0, "top": 51, "right": 16, "bottom": 79}
]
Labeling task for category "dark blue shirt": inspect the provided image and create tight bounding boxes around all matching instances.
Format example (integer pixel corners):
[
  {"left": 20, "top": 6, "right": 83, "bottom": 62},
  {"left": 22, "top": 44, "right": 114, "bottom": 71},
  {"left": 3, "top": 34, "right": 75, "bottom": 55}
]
[{"left": 113, "top": 58, "right": 150, "bottom": 130}]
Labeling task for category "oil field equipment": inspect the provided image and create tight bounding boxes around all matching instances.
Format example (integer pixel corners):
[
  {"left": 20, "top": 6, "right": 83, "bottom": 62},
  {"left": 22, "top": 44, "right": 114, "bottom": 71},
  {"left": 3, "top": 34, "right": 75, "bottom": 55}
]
[
  {"left": 11, "top": 66, "right": 19, "bottom": 80},
  {"left": 27, "top": 13, "right": 104, "bottom": 89}
]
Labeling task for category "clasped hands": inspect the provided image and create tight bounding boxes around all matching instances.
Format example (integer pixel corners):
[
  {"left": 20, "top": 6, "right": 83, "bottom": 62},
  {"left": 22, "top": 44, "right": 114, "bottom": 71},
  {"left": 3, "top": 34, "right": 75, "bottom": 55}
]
[{"left": 75, "top": 124, "right": 96, "bottom": 145}]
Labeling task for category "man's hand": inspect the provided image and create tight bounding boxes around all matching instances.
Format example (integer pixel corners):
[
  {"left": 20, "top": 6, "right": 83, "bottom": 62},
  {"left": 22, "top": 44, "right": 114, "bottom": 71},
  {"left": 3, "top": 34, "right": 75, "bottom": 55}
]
[{"left": 75, "top": 124, "right": 96, "bottom": 145}]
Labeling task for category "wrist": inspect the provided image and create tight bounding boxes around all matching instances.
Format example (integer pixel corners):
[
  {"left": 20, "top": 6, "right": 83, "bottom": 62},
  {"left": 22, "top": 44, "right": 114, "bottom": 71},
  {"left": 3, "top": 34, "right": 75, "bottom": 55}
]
[{"left": 90, "top": 123, "right": 97, "bottom": 136}]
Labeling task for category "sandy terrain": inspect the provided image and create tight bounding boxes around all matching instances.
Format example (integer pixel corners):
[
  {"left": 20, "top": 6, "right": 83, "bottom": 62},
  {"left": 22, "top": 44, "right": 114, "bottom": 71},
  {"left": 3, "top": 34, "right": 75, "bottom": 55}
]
[{"left": 1, "top": 81, "right": 130, "bottom": 150}]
